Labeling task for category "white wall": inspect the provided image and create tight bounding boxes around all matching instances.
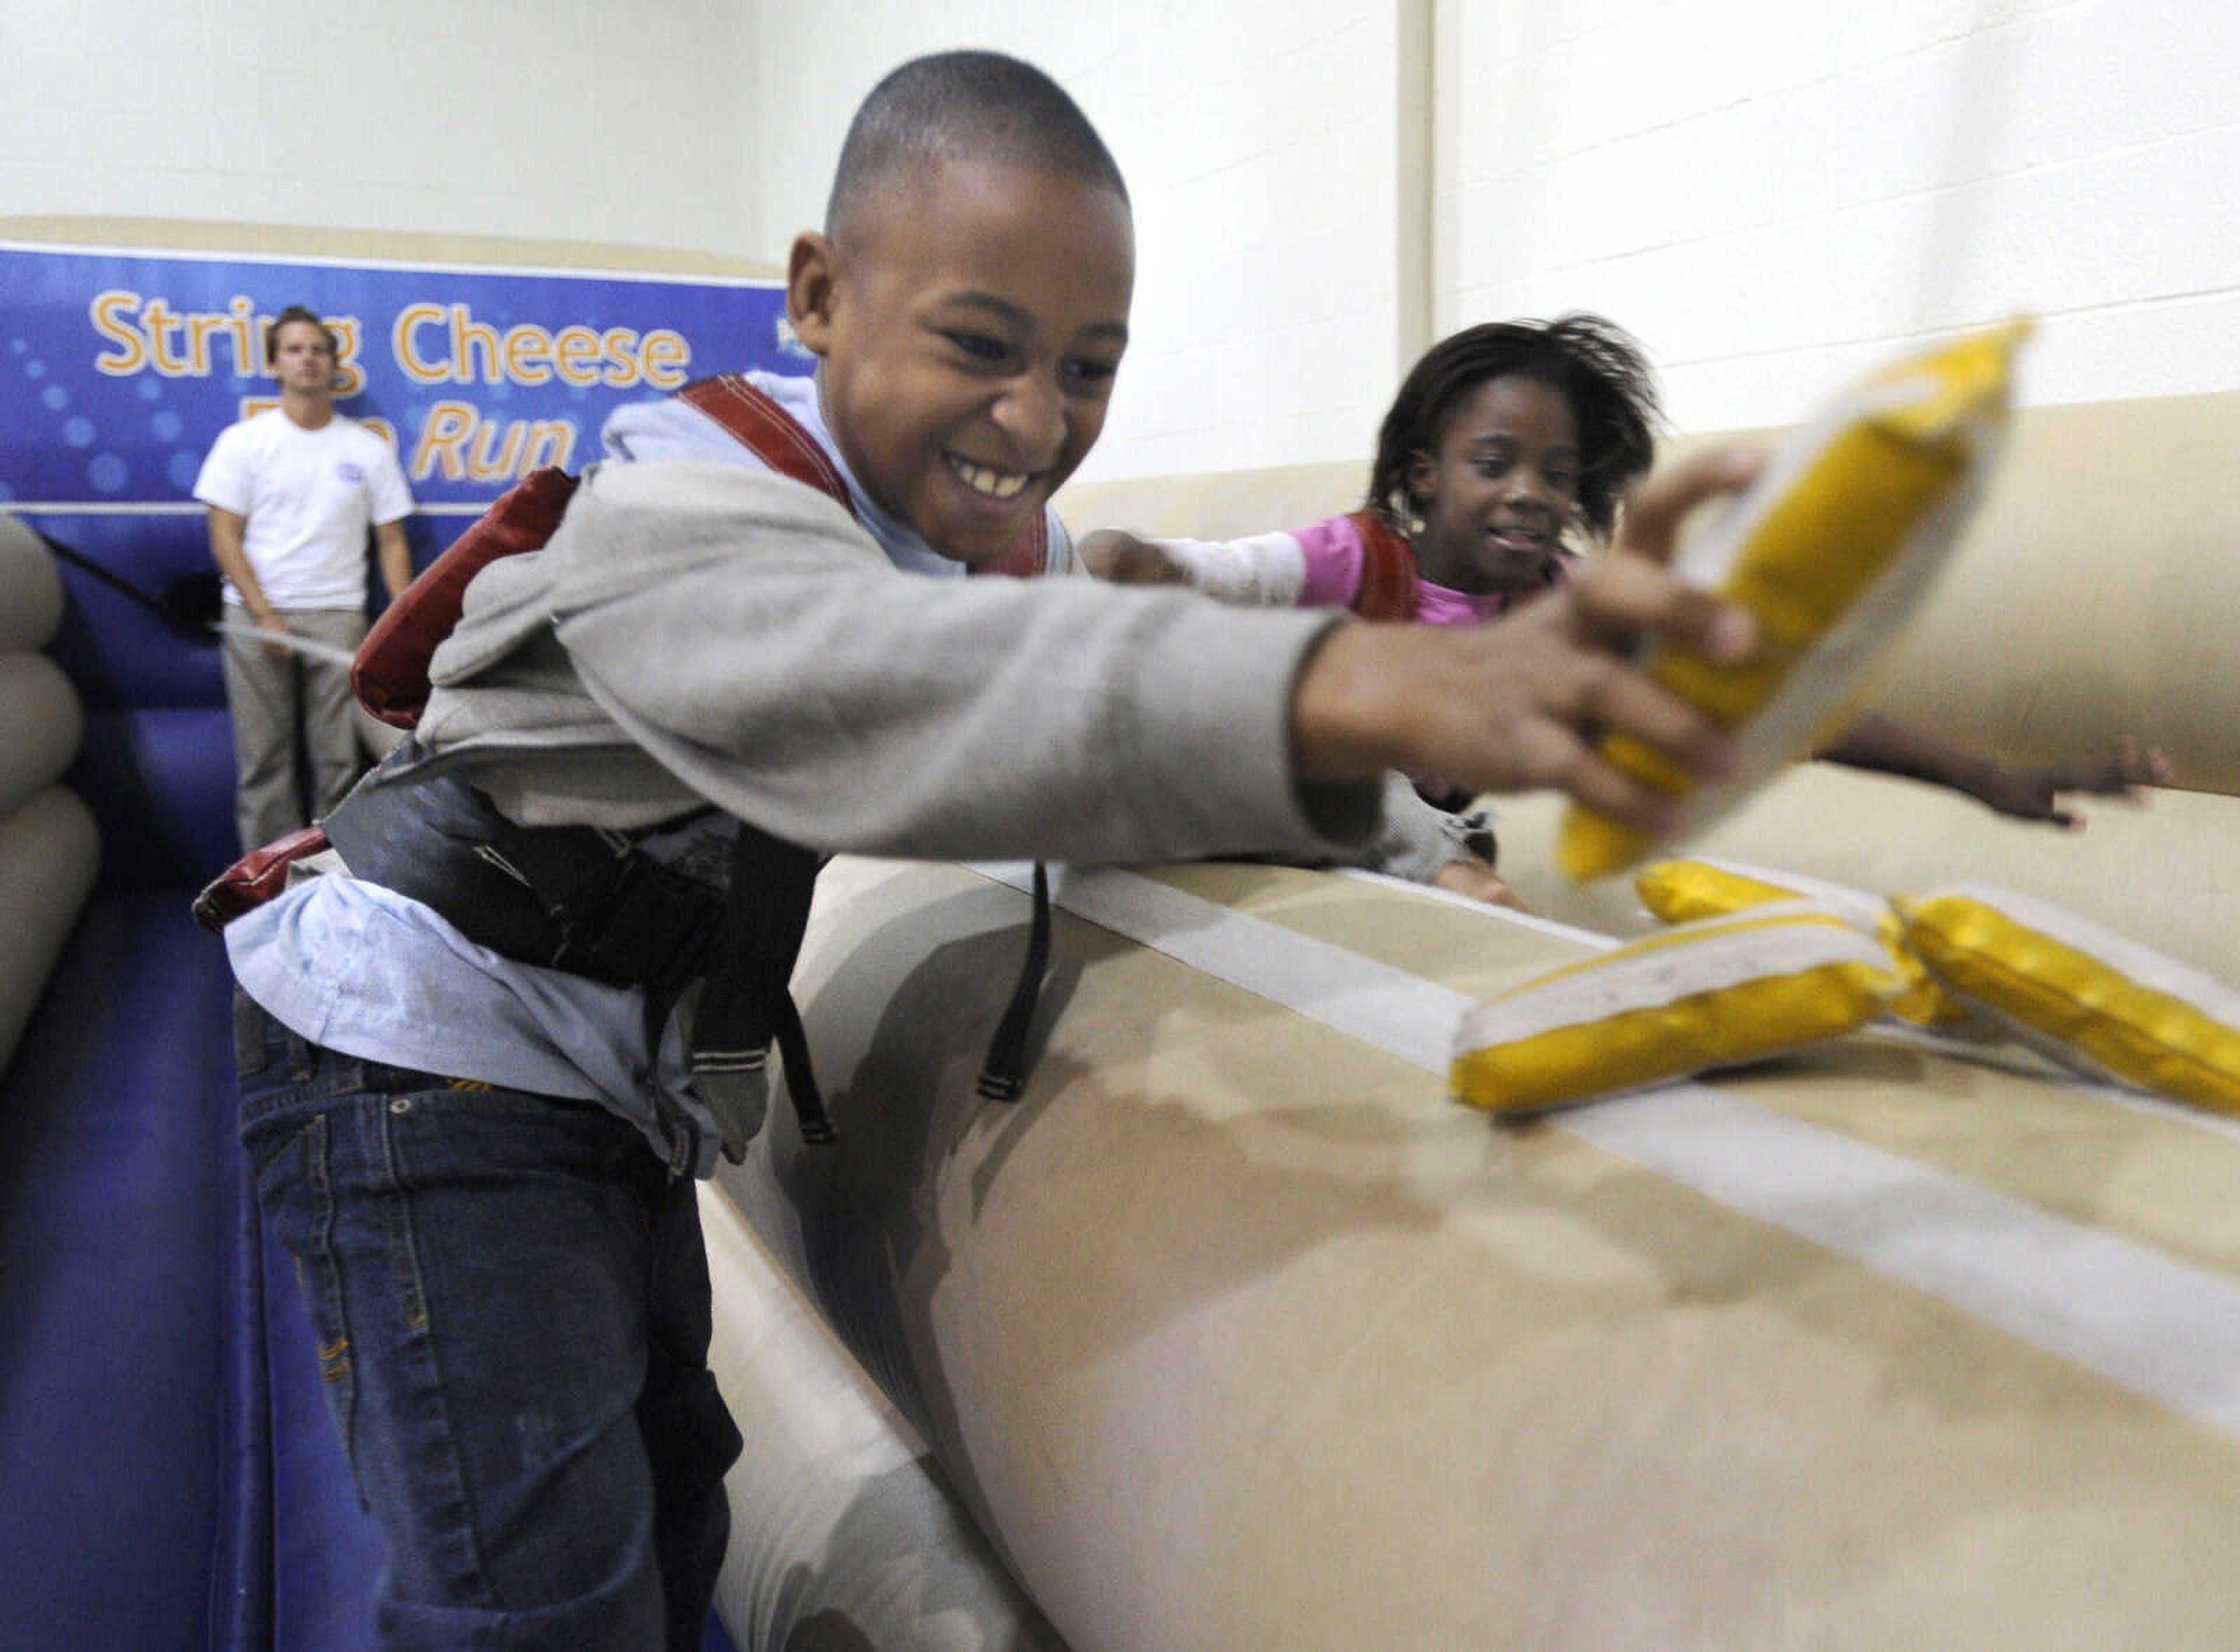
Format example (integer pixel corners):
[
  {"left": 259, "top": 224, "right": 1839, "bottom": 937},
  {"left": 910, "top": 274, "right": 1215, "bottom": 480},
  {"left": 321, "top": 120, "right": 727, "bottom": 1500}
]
[
  {"left": 0, "top": 0, "right": 761, "bottom": 260},
  {"left": 745, "top": 0, "right": 1419, "bottom": 484},
  {"left": 1437, "top": 0, "right": 2240, "bottom": 432},
  {"left": 7, "top": 1, "right": 2231, "bottom": 466},
  {"left": 1098, "top": 0, "right": 1419, "bottom": 481},
  {"left": 750, "top": 0, "right": 2240, "bottom": 471}
]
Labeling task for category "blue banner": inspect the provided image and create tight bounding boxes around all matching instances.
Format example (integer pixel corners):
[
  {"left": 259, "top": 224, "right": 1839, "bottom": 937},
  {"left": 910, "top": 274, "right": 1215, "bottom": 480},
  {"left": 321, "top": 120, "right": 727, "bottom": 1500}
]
[
  {"left": 2, "top": 242, "right": 805, "bottom": 512},
  {"left": 4, "top": 244, "right": 810, "bottom": 883}
]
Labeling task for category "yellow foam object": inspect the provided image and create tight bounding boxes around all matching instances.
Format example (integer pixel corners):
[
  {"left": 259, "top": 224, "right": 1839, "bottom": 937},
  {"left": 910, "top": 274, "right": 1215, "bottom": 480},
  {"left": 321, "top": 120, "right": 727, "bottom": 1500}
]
[
  {"left": 1450, "top": 901, "right": 1901, "bottom": 1115},
  {"left": 1894, "top": 884, "right": 2240, "bottom": 1115},
  {"left": 1635, "top": 856, "right": 1972, "bottom": 1028},
  {"left": 1560, "top": 318, "right": 2032, "bottom": 881}
]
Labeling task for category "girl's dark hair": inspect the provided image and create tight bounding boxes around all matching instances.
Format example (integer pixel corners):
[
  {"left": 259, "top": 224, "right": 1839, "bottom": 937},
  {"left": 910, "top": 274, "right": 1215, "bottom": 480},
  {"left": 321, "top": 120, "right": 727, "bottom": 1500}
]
[{"left": 1366, "top": 313, "right": 1660, "bottom": 541}]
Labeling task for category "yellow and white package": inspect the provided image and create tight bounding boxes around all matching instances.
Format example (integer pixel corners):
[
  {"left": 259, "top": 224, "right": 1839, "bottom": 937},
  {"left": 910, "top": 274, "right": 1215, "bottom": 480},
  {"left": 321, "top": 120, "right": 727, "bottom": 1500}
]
[
  {"left": 1559, "top": 318, "right": 2032, "bottom": 881},
  {"left": 1894, "top": 884, "right": 2240, "bottom": 1115},
  {"left": 1636, "top": 855, "right": 1887, "bottom": 931},
  {"left": 1450, "top": 901, "right": 1901, "bottom": 1116},
  {"left": 1635, "top": 855, "right": 1973, "bottom": 1029}
]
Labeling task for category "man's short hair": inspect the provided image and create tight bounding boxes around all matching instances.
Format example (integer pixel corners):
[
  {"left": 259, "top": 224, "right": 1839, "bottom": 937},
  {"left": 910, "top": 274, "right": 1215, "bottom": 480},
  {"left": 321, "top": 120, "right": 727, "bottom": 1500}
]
[
  {"left": 825, "top": 51, "right": 1128, "bottom": 245},
  {"left": 265, "top": 304, "right": 338, "bottom": 365}
]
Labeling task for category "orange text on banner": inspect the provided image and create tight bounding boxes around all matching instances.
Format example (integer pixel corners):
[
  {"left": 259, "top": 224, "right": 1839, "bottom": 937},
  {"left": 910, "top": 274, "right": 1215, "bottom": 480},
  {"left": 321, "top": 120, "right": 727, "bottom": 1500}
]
[{"left": 391, "top": 303, "right": 689, "bottom": 390}]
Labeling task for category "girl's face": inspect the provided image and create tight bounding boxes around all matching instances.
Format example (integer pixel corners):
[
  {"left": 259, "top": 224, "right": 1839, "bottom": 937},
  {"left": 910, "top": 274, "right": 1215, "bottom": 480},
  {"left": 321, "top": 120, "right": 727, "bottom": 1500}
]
[{"left": 1406, "top": 374, "right": 1581, "bottom": 594}]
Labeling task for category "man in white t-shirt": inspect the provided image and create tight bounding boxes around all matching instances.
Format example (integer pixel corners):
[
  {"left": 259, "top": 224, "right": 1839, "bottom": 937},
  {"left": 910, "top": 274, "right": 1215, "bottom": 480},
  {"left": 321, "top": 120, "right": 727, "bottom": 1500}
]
[{"left": 195, "top": 305, "right": 416, "bottom": 852}]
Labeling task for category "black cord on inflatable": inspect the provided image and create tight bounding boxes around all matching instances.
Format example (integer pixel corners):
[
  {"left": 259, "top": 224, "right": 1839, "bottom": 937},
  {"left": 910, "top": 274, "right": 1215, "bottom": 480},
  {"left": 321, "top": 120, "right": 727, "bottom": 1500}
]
[{"left": 40, "top": 532, "right": 222, "bottom": 640}]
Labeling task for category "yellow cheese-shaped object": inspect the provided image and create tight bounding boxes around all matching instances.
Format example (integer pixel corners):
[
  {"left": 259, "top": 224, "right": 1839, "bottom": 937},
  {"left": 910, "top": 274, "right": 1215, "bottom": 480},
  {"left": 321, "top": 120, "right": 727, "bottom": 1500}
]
[
  {"left": 1450, "top": 901, "right": 1900, "bottom": 1115},
  {"left": 1560, "top": 319, "right": 2031, "bottom": 881},
  {"left": 1895, "top": 884, "right": 2240, "bottom": 1115},
  {"left": 1635, "top": 856, "right": 1973, "bottom": 1029}
]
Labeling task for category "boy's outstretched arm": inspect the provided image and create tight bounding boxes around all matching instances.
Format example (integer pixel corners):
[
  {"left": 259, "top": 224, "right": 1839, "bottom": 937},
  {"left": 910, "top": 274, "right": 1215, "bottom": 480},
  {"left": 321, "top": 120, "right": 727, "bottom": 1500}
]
[
  {"left": 1289, "top": 449, "right": 1762, "bottom": 836},
  {"left": 527, "top": 452, "right": 1754, "bottom": 866}
]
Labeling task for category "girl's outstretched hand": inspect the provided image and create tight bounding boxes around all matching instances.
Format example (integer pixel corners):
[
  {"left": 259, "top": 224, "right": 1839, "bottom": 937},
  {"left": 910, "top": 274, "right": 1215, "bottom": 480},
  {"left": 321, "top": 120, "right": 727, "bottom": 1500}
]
[
  {"left": 1430, "top": 856, "right": 1531, "bottom": 911},
  {"left": 1079, "top": 528, "right": 1188, "bottom": 585},
  {"left": 1819, "top": 715, "right": 2176, "bottom": 830},
  {"left": 1289, "top": 447, "right": 1764, "bottom": 836},
  {"left": 1975, "top": 737, "right": 2176, "bottom": 828}
]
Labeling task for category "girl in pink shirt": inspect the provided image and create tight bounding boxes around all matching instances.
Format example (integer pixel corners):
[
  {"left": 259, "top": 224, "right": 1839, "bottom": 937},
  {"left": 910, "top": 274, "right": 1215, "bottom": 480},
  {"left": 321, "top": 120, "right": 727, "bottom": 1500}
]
[
  {"left": 1086, "top": 314, "right": 2168, "bottom": 830},
  {"left": 1084, "top": 315, "right": 1656, "bottom": 622}
]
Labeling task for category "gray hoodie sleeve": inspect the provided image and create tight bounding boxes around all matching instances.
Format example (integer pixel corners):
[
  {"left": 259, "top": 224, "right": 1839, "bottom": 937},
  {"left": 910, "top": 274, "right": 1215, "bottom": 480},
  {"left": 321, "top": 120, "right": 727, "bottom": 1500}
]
[{"left": 533, "top": 460, "right": 1381, "bottom": 865}]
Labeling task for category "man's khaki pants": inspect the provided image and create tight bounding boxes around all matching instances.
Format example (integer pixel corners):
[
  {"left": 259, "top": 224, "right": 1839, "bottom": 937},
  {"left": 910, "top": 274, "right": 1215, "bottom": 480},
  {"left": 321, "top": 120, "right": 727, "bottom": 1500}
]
[{"left": 219, "top": 606, "right": 368, "bottom": 853}]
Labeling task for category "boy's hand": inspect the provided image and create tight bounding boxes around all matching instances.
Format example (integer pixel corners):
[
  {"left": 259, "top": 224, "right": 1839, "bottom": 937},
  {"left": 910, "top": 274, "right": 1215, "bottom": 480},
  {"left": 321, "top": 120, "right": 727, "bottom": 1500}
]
[
  {"left": 1080, "top": 528, "right": 1187, "bottom": 585},
  {"left": 1290, "top": 447, "right": 1763, "bottom": 837}
]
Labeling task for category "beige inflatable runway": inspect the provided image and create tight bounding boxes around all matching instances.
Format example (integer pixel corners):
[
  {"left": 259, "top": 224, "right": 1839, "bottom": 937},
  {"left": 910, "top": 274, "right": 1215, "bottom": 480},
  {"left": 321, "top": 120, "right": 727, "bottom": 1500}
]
[{"left": 714, "top": 853, "right": 2240, "bottom": 1651}]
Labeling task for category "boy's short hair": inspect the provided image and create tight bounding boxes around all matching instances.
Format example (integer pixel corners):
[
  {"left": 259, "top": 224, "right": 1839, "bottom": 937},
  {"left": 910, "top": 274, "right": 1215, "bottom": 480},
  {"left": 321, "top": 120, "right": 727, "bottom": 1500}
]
[
  {"left": 265, "top": 303, "right": 338, "bottom": 365},
  {"left": 825, "top": 50, "right": 1128, "bottom": 245}
]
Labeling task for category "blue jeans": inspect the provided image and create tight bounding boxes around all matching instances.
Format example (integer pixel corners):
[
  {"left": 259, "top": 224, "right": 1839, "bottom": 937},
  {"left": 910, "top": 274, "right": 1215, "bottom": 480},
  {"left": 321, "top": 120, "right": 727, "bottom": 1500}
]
[{"left": 236, "top": 995, "right": 741, "bottom": 1650}]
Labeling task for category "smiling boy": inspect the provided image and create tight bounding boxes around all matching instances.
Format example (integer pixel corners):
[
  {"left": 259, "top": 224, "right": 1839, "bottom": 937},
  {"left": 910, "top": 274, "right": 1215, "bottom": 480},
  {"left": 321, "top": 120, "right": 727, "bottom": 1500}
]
[
  {"left": 793, "top": 107, "right": 1131, "bottom": 562},
  {"left": 223, "top": 51, "right": 1754, "bottom": 1650}
]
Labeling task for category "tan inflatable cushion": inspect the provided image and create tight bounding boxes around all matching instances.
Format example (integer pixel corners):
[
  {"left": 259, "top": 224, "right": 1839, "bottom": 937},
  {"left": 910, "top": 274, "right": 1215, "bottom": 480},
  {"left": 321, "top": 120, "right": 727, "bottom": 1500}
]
[{"left": 719, "top": 856, "right": 2240, "bottom": 1651}]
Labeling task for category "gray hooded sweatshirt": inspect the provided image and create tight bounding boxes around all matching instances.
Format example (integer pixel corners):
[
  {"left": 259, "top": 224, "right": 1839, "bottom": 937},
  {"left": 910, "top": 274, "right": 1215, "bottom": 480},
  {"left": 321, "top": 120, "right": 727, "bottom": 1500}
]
[
  {"left": 231, "top": 457, "right": 1408, "bottom": 1174},
  {"left": 415, "top": 458, "right": 1385, "bottom": 862}
]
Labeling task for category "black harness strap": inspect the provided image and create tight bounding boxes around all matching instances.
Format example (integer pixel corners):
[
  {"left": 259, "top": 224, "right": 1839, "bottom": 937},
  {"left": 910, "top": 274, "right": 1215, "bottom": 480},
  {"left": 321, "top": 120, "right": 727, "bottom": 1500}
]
[
  {"left": 687, "top": 822, "right": 835, "bottom": 1147},
  {"left": 488, "top": 810, "right": 838, "bottom": 1157},
  {"left": 322, "top": 748, "right": 1058, "bottom": 1163},
  {"left": 976, "top": 862, "right": 1051, "bottom": 1102},
  {"left": 475, "top": 817, "right": 717, "bottom": 982}
]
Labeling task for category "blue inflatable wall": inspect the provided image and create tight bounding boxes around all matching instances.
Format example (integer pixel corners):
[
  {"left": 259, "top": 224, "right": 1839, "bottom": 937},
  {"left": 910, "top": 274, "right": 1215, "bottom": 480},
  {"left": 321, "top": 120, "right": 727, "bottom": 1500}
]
[{"left": 1, "top": 239, "right": 790, "bottom": 1651}]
